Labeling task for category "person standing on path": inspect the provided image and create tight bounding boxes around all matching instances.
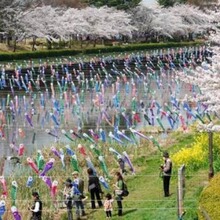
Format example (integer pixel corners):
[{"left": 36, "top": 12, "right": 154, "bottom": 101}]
[{"left": 161, "top": 152, "right": 172, "bottom": 197}]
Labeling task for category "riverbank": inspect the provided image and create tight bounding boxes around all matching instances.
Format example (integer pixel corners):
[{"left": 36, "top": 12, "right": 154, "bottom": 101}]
[{"left": 0, "top": 40, "right": 205, "bottom": 62}]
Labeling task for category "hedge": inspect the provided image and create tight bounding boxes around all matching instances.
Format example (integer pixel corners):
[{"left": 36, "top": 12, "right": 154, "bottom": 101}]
[
  {"left": 82, "top": 41, "right": 205, "bottom": 54},
  {"left": 0, "top": 49, "right": 81, "bottom": 61},
  {"left": 0, "top": 40, "right": 205, "bottom": 62},
  {"left": 198, "top": 173, "right": 220, "bottom": 220}
]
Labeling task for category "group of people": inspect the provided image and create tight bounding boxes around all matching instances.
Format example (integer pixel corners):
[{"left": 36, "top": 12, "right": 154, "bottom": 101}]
[
  {"left": 28, "top": 152, "right": 172, "bottom": 220},
  {"left": 63, "top": 171, "right": 86, "bottom": 220},
  {"left": 62, "top": 168, "right": 126, "bottom": 220}
]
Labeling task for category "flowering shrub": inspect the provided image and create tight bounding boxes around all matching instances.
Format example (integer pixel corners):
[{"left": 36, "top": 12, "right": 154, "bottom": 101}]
[{"left": 172, "top": 133, "right": 220, "bottom": 171}]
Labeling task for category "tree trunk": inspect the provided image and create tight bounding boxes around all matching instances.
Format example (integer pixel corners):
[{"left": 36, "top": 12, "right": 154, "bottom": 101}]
[
  {"left": 6, "top": 35, "right": 10, "bottom": 46},
  {"left": 102, "top": 38, "right": 105, "bottom": 45},
  {"left": 13, "top": 38, "right": 17, "bottom": 52},
  {"left": 68, "top": 35, "right": 72, "bottom": 48},
  {"left": 0, "top": 35, "right": 3, "bottom": 43},
  {"left": 32, "top": 36, "right": 36, "bottom": 51},
  {"left": 93, "top": 39, "right": 96, "bottom": 47},
  {"left": 47, "top": 39, "right": 52, "bottom": 50}
]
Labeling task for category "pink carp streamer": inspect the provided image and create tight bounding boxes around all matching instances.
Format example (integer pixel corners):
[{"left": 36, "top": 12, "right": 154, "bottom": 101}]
[{"left": 0, "top": 176, "right": 7, "bottom": 198}]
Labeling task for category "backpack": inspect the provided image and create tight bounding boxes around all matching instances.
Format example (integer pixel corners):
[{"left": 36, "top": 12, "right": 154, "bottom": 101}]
[{"left": 122, "top": 182, "right": 129, "bottom": 197}]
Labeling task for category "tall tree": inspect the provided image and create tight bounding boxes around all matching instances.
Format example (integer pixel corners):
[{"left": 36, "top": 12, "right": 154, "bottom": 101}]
[
  {"left": 157, "top": 0, "right": 176, "bottom": 7},
  {"left": 131, "top": 4, "right": 210, "bottom": 41},
  {"left": 79, "top": 6, "right": 135, "bottom": 45},
  {"left": 84, "top": 0, "right": 141, "bottom": 10},
  {"left": 40, "top": 0, "right": 85, "bottom": 8},
  {"left": 20, "top": 6, "right": 65, "bottom": 49},
  {"left": 0, "top": 0, "right": 35, "bottom": 31},
  {"left": 0, "top": 0, "right": 38, "bottom": 50},
  {"left": 130, "top": 5, "right": 155, "bottom": 37}
]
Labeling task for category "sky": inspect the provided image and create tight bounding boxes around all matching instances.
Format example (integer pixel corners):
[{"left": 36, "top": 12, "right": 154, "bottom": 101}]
[{"left": 142, "top": 0, "right": 157, "bottom": 6}]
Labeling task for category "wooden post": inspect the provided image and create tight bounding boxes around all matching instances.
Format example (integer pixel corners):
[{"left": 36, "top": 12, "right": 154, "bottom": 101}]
[
  {"left": 177, "top": 165, "right": 185, "bottom": 220},
  {"left": 208, "top": 132, "right": 214, "bottom": 179}
]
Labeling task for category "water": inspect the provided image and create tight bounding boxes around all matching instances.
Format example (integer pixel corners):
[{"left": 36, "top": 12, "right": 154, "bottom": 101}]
[{"left": 0, "top": 47, "right": 210, "bottom": 175}]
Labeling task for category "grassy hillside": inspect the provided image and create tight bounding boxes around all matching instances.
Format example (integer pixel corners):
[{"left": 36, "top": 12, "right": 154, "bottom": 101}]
[
  {"left": 56, "top": 132, "right": 208, "bottom": 220},
  {"left": 1, "top": 130, "right": 210, "bottom": 220}
]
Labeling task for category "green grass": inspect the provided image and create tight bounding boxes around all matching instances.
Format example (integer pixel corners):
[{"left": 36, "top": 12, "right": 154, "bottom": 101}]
[
  {"left": 85, "top": 155, "right": 206, "bottom": 220},
  {"left": 58, "top": 132, "right": 208, "bottom": 220},
  {"left": 3, "top": 131, "right": 210, "bottom": 220}
]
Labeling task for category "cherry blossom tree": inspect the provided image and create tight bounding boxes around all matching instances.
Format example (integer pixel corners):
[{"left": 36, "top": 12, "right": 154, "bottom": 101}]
[
  {"left": 1, "top": 7, "right": 25, "bottom": 51},
  {"left": 150, "top": 6, "right": 188, "bottom": 39},
  {"left": 130, "top": 6, "right": 156, "bottom": 41},
  {"left": 0, "top": 0, "right": 39, "bottom": 50},
  {"left": 0, "top": 1, "right": 217, "bottom": 50},
  {"left": 174, "top": 5, "right": 220, "bottom": 179},
  {"left": 0, "top": 0, "right": 37, "bottom": 9},
  {"left": 168, "top": 4, "right": 212, "bottom": 35},
  {"left": 58, "top": 8, "right": 89, "bottom": 47},
  {"left": 20, "top": 6, "right": 66, "bottom": 49},
  {"left": 131, "top": 4, "right": 211, "bottom": 42},
  {"left": 175, "top": 4, "right": 220, "bottom": 114},
  {"left": 19, "top": 6, "right": 135, "bottom": 49},
  {"left": 80, "top": 6, "right": 135, "bottom": 46}
]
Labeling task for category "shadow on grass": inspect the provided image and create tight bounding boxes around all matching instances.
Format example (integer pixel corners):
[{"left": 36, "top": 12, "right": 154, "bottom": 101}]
[
  {"left": 123, "top": 209, "right": 137, "bottom": 215},
  {"left": 113, "top": 209, "right": 137, "bottom": 217}
]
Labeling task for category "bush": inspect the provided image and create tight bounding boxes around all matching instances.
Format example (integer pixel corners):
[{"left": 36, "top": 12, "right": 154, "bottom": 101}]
[
  {"left": 172, "top": 133, "right": 220, "bottom": 172},
  {"left": 198, "top": 173, "right": 220, "bottom": 220}
]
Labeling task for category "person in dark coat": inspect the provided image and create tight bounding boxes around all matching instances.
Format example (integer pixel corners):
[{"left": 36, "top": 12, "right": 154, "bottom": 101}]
[
  {"left": 87, "top": 168, "right": 103, "bottom": 209},
  {"left": 161, "top": 152, "right": 172, "bottom": 197}
]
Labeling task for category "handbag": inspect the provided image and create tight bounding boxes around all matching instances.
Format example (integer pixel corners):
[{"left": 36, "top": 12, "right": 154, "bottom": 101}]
[
  {"left": 88, "top": 183, "right": 96, "bottom": 191},
  {"left": 115, "top": 189, "right": 123, "bottom": 195}
]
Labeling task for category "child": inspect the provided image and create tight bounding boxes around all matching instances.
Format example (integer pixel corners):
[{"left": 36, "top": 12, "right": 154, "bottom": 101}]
[{"left": 104, "top": 193, "right": 114, "bottom": 219}]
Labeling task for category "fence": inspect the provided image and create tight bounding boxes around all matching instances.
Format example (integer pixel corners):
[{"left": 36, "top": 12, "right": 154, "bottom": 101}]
[{"left": 177, "top": 164, "right": 186, "bottom": 220}]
